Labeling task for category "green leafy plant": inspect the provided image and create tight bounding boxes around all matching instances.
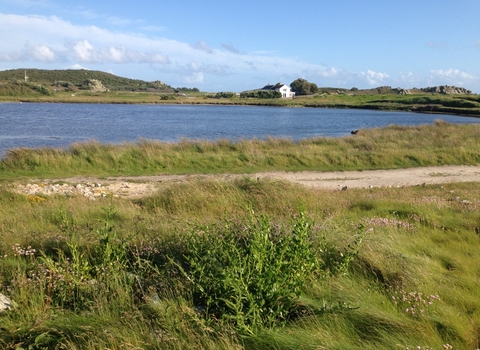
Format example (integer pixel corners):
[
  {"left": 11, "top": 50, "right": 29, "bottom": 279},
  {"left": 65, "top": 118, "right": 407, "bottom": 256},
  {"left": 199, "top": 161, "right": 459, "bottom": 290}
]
[{"left": 170, "top": 210, "right": 318, "bottom": 335}]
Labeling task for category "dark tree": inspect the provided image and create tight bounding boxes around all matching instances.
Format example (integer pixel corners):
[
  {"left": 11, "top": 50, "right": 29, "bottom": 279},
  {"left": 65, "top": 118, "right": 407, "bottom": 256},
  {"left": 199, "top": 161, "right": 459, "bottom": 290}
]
[{"left": 290, "top": 78, "right": 319, "bottom": 95}]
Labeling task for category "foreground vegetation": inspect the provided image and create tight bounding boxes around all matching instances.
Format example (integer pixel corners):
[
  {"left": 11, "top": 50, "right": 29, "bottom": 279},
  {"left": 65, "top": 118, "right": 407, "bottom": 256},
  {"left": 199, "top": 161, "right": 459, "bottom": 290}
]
[
  {"left": 0, "top": 122, "right": 479, "bottom": 349},
  {"left": 1, "top": 176, "right": 479, "bottom": 349}
]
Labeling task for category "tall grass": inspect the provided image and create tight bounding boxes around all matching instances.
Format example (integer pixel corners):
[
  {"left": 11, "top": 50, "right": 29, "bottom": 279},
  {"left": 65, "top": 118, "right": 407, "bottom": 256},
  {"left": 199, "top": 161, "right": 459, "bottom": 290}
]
[
  {"left": 1, "top": 177, "right": 479, "bottom": 349},
  {"left": 1, "top": 121, "right": 479, "bottom": 179}
]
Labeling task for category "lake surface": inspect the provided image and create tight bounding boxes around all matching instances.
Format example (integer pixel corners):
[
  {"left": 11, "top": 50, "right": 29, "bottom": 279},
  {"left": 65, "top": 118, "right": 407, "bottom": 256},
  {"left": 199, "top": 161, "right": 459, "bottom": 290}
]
[{"left": 1, "top": 102, "right": 479, "bottom": 157}]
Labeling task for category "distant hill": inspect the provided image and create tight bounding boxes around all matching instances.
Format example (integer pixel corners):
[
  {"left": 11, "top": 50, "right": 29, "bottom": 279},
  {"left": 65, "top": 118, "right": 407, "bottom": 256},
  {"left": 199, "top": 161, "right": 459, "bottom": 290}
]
[{"left": 0, "top": 68, "right": 173, "bottom": 92}]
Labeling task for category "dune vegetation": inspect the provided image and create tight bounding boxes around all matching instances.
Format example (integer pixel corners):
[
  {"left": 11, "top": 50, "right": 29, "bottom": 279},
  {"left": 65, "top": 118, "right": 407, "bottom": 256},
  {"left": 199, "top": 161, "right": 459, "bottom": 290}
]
[{"left": 0, "top": 121, "right": 479, "bottom": 349}]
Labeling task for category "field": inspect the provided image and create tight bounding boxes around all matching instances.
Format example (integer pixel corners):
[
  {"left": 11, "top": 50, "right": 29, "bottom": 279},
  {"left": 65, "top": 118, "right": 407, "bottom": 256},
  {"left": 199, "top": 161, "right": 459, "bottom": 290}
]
[{"left": 1, "top": 122, "right": 480, "bottom": 349}]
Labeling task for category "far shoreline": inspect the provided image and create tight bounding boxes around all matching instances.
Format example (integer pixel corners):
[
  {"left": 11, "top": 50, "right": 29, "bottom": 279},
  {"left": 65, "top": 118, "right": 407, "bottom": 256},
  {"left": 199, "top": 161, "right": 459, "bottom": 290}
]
[{"left": 1, "top": 98, "right": 480, "bottom": 119}]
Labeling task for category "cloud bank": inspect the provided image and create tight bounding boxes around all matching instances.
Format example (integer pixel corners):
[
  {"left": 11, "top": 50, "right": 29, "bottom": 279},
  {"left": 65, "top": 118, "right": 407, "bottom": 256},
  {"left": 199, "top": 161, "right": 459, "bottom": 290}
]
[{"left": 0, "top": 12, "right": 478, "bottom": 92}]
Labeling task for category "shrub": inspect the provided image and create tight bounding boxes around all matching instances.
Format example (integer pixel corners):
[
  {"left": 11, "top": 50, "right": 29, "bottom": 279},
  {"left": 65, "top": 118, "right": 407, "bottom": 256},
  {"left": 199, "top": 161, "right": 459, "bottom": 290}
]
[
  {"left": 160, "top": 94, "right": 176, "bottom": 100},
  {"left": 240, "top": 90, "right": 281, "bottom": 99},
  {"left": 206, "top": 92, "right": 236, "bottom": 99},
  {"left": 171, "top": 210, "right": 317, "bottom": 335}
]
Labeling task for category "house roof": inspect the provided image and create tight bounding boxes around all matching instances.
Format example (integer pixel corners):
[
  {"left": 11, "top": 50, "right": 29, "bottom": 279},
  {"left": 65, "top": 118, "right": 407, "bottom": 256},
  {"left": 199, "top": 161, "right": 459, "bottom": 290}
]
[{"left": 261, "top": 83, "right": 287, "bottom": 91}]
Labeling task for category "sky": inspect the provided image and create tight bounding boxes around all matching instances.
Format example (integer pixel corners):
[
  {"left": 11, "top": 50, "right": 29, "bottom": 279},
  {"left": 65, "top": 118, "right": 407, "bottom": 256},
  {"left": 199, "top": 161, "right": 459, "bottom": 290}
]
[{"left": 1, "top": 0, "right": 479, "bottom": 93}]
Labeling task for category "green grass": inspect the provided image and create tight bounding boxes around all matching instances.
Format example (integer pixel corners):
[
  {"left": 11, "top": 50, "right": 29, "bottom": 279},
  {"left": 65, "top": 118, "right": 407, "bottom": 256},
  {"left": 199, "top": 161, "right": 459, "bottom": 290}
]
[{"left": 1, "top": 178, "right": 479, "bottom": 349}]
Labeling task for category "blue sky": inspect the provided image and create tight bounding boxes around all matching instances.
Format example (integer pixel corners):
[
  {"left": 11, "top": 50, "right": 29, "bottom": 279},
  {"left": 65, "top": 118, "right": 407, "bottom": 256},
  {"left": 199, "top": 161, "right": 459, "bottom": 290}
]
[{"left": 1, "top": 0, "right": 479, "bottom": 92}]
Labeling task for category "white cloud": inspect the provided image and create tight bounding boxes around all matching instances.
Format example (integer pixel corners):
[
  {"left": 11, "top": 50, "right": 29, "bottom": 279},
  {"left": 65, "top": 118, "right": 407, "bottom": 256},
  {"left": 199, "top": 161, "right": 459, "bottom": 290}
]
[
  {"left": 59, "top": 40, "right": 170, "bottom": 64},
  {"left": 30, "top": 45, "right": 56, "bottom": 62},
  {"left": 429, "top": 68, "right": 476, "bottom": 87},
  {"left": 361, "top": 70, "right": 390, "bottom": 85},
  {"left": 431, "top": 68, "right": 474, "bottom": 80},
  {"left": 71, "top": 40, "right": 95, "bottom": 62},
  {"left": 68, "top": 63, "right": 89, "bottom": 70}
]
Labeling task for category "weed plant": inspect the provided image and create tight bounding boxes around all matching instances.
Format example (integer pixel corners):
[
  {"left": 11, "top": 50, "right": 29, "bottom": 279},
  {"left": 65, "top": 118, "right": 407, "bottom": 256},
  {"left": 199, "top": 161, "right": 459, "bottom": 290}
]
[{"left": 170, "top": 211, "right": 319, "bottom": 336}]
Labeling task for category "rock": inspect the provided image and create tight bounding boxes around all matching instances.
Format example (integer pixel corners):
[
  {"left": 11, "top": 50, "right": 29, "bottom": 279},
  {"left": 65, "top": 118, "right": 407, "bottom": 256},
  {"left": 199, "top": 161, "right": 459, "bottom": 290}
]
[
  {"left": 0, "top": 293, "right": 14, "bottom": 312},
  {"left": 396, "top": 88, "right": 410, "bottom": 95},
  {"left": 83, "top": 79, "right": 109, "bottom": 92},
  {"left": 421, "top": 85, "right": 472, "bottom": 95}
]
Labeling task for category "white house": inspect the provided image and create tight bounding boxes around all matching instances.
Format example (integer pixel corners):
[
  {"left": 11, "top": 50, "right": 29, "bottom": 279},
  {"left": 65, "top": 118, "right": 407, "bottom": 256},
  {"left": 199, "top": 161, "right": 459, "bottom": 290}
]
[{"left": 261, "top": 83, "right": 295, "bottom": 98}]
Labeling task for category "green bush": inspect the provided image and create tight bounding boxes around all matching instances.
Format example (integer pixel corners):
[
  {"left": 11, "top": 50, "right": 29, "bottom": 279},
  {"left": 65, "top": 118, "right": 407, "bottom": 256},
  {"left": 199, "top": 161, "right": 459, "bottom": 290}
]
[
  {"left": 240, "top": 90, "right": 281, "bottom": 99},
  {"left": 160, "top": 94, "right": 176, "bottom": 100},
  {"left": 171, "top": 210, "right": 317, "bottom": 335},
  {"left": 205, "top": 92, "right": 236, "bottom": 99},
  {"left": 290, "top": 78, "right": 319, "bottom": 95}
]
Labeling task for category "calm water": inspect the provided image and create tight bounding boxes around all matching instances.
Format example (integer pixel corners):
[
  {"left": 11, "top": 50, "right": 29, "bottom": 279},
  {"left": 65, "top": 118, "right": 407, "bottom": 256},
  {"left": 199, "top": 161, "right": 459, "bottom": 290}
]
[{"left": 1, "top": 102, "right": 479, "bottom": 156}]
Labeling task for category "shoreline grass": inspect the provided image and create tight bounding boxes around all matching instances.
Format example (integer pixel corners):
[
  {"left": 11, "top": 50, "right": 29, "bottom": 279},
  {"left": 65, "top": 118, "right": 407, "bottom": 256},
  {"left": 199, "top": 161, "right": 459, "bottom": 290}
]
[{"left": 1, "top": 120, "right": 480, "bottom": 180}]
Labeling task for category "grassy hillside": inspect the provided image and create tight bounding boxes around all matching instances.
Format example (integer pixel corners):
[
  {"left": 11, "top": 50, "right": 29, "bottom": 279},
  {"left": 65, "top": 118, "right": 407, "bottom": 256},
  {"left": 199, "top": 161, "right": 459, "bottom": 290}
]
[{"left": 0, "top": 68, "right": 171, "bottom": 91}]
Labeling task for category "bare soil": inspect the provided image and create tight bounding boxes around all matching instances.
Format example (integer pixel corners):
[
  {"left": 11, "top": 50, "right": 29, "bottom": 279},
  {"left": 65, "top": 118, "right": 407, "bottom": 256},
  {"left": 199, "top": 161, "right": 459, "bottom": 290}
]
[{"left": 10, "top": 165, "right": 480, "bottom": 199}]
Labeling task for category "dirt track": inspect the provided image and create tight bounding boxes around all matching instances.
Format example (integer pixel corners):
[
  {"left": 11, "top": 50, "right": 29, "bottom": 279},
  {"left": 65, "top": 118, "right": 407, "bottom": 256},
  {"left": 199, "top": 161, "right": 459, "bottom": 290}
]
[{"left": 11, "top": 165, "right": 480, "bottom": 199}]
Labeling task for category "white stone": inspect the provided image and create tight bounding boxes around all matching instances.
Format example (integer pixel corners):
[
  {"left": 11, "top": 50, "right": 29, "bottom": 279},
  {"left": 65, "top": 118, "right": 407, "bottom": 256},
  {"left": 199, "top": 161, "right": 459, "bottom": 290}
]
[{"left": 0, "top": 293, "right": 14, "bottom": 312}]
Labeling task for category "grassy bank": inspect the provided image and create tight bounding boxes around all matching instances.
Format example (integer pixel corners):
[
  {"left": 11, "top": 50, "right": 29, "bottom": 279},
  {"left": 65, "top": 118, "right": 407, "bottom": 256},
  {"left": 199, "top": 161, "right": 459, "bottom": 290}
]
[{"left": 1, "top": 121, "right": 479, "bottom": 180}]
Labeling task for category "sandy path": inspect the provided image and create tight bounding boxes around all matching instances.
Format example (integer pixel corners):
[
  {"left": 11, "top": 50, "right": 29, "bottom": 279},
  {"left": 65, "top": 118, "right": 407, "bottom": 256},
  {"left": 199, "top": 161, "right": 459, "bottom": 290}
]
[
  {"left": 258, "top": 165, "right": 480, "bottom": 190},
  {"left": 12, "top": 165, "right": 480, "bottom": 199}
]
